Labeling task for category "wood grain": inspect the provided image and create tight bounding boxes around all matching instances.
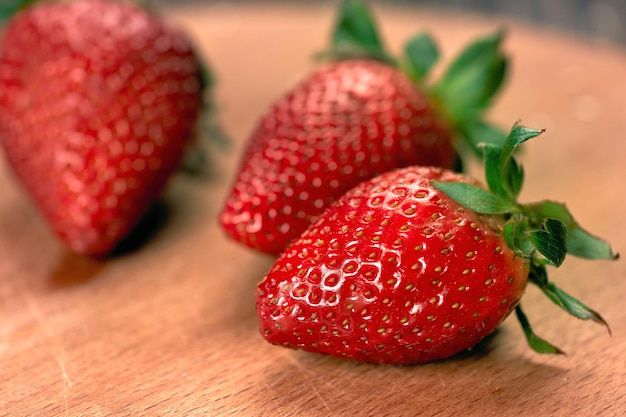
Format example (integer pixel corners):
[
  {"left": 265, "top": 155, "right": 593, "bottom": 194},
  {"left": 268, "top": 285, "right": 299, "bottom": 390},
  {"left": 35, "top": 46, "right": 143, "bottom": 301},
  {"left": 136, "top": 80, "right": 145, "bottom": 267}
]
[{"left": 1, "top": 3, "right": 625, "bottom": 416}]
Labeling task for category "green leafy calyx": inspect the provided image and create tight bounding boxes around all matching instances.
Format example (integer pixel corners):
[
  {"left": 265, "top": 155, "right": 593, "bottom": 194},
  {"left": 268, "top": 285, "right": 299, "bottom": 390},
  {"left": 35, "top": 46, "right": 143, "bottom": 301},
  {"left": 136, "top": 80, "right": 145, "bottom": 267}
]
[
  {"left": 434, "top": 123, "right": 618, "bottom": 354},
  {"left": 0, "top": 0, "right": 35, "bottom": 25},
  {"left": 322, "top": 0, "right": 395, "bottom": 64},
  {"left": 322, "top": 0, "right": 508, "bottom": 157}
]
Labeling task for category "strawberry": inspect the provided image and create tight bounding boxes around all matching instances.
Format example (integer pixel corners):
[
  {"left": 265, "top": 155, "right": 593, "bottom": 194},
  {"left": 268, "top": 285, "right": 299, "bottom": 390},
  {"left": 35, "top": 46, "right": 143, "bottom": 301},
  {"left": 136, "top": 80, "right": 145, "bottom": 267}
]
[
  {"left": 256, "top": 124, "right": 617, "bottom": 364},
  {"left": 0, "top": 0, "right": 208, "bottom": 257},
  {"left": 220, "top": 0, "right": 508, "bottom": 255}
]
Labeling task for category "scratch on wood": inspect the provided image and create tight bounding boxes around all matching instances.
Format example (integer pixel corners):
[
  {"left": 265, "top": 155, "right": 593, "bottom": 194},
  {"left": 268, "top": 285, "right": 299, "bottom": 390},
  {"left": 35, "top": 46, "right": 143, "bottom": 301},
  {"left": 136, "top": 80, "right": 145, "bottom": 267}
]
[
  {"left": 285, "top": 354, "right": 334, "bottom": 416},
  {"left": 24, "top": 292, "right": 74, "bottom": 413},
  {"left": 57, "top": 354, "right": 73, "bottom": 417},
  {"left": 311, "top": 383, "right": 333, "bottom": 416}
]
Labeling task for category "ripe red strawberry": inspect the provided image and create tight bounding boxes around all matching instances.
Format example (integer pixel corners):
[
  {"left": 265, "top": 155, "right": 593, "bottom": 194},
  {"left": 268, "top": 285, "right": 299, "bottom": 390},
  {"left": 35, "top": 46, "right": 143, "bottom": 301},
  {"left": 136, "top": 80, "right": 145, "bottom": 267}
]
[
  {"left": 258, "top": 166, "right": 526, "bottom": 364},
  {"left": 257, "top": 124, "right": 617, "bottom": 364},
  {"left": 0, "top": 0, "right": 207, "bottom": 256},
  {"left": 221, "top": 59, "right": 458, "bottom": 254},
  {"left": 220, "top": 0, "right": 508, "bottom": 255}
]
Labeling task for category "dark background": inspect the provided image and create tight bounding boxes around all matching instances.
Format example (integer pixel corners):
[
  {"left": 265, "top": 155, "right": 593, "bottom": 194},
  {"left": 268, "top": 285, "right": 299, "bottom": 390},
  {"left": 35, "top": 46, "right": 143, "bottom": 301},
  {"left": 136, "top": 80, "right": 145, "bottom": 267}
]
[{"left": 154, "top": 0, "right": 626, "bottom": 47}]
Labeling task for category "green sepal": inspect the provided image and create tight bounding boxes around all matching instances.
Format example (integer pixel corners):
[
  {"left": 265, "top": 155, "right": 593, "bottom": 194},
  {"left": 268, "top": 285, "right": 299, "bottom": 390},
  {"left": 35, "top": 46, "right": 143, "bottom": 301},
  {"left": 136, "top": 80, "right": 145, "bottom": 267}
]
[
  {"left": 198, "top": 59, "right": 215, "bottom": 90},
  {"left": 0, "top": 0, "right": 35, "bottom": 25},
  {"left": 529, "top": 218, "right": 567, "bottom": 267},
  {"left": 494, "top": 123, "right": 543, "bottom": 200},
  {"left": 432, "top": 30, "right": 507, "bottom": 124},
  {"left": 432, "top": 181, "right": 521, "bottom": 215},
  {"left": 483, "top": 143, "right": 526, "bottom": 202},
  {"left": 506, "top": 158, "right": 525, "bottom": 200},
  {"left": 500, "top": 123, "right": 542, "bottom": 165},
  {"left": 457, "top": 119, "right": 507, "bottom": 159},
  {"left": 322, "top": 0, "right": 395, "bottom": 63},
  {"left": 515, "top": 306, "right": 565, "bottom": 355},
  {"left": 529, "top": 264, "right": 611, "bottom": 334},
  {"left": 503, "top": 218, "right": 534, "bottom": 259},
  {"left": 526, "top": 200, "right": 618, "bottom": 260},
  {"left": 483, "top": 143, "right": 509, "bottom": 199},
  {"left": 434, "top": 122, "right": 617, "bottom": 354},
  {"left": 403, "top": 32, "right": 439, "bottom": 82}
]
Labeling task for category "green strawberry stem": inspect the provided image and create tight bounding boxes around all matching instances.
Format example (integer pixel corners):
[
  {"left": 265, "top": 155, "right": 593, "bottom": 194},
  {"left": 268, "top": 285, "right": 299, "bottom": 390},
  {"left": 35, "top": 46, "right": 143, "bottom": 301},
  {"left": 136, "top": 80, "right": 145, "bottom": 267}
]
[
  {"left": 321, "top": 0, "right": 508, "bottom": 160},
  {"left": 433, "top": 122, "right": 618, "bottom": 354}
]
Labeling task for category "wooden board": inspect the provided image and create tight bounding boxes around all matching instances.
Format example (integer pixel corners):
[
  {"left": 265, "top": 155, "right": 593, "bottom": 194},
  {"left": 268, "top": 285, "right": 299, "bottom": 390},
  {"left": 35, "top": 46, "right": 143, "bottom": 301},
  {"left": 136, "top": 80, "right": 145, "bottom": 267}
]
[{"left": 1, "top": 3, "right": 625, "bottom": 416}]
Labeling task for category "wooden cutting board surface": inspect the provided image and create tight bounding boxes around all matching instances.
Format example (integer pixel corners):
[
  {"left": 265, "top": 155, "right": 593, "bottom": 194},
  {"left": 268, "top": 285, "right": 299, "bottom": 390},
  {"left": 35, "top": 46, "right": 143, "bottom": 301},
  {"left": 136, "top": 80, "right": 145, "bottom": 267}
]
[{"left": 1, "top": 3, "right": 625, "bottom": 416}]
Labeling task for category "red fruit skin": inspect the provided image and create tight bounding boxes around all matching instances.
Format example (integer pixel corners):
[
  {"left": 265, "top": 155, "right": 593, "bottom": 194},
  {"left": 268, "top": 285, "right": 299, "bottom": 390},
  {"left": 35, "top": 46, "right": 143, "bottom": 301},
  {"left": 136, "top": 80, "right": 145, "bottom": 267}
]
[
  {"left": 220, "top": 59, "right": 457, "bottom": 255},
  {"left": 0, "top": 0, "right": 204, "bottom": 256},
  {"left": 257, "top": 166, "right": 529, "bottom": 364}
]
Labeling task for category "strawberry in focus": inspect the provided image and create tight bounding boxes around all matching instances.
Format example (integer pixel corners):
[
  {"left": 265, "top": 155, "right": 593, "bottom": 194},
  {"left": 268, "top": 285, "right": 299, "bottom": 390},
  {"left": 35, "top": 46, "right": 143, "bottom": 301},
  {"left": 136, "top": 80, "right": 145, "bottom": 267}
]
[
  {"left": 0, "top": 0, "right": 207, "bottom": 257},
  {"left": 258, "top": 166, "right": 527, "bottom": 364},
  {"left": 256, "top": 124, "right": 617, "bottom": 364},
  {"left": 220, "top": 0, "right": 508, "bottom": 255}
]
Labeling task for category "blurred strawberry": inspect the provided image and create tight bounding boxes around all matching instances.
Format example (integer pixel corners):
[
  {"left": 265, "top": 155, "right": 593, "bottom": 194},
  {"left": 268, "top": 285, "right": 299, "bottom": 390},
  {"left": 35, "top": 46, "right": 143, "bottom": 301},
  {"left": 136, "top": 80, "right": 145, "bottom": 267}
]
[
  {"left": 0, "top": 0, "right": 209, "bottom": 257},
  {"left": 220, "top": 0, "right": 508, "bottom": 255}
]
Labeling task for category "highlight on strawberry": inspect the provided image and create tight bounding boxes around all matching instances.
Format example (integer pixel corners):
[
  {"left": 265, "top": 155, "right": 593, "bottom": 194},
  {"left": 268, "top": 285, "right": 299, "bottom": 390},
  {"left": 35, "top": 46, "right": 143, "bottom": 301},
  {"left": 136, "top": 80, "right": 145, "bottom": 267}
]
[
  {"left": 0, "top": 0, "right": 212, "bottom": 257},
  {"left": 256, "top": 123, "right": 617, "bottom": 365},
  {"left": 219, "top": 0, "right": 508, "bottom": 255}
]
